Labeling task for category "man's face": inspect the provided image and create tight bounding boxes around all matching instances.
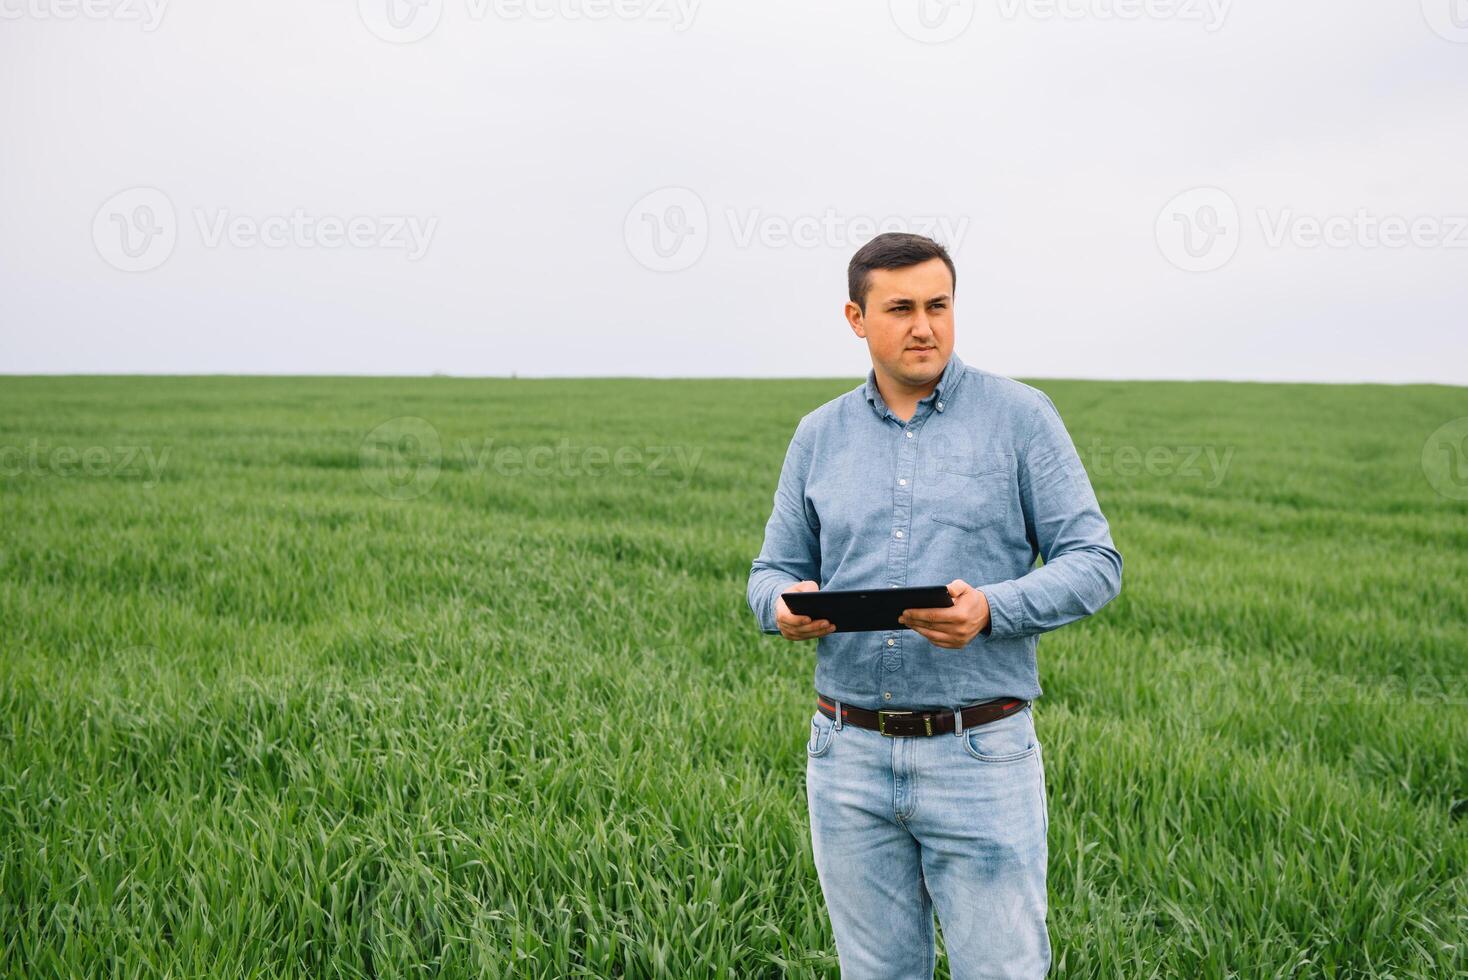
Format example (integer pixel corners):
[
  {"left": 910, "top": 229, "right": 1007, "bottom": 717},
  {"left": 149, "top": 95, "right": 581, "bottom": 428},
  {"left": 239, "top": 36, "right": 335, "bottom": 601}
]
[{"left": 845, "top": 257, "right": 954, "bottom": 388}]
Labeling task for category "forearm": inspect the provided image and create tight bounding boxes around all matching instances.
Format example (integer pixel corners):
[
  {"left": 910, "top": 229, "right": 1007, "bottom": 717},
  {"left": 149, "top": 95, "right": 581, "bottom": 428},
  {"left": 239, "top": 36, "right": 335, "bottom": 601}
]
[
  {"left": 980, "top": 542, "right": 1122, "bottom": 639},
  {"left": 747, "top": 566, "right": 800, "bottom": 635},
  {"left": 747, "top": 430, "right": 820, "bottom": 636}
]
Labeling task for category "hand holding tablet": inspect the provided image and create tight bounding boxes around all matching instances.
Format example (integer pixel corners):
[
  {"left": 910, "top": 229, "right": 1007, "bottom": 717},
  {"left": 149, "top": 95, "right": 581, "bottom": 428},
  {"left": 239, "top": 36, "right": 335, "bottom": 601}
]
[
  {"left": 773, "top": 580, "right": 835, "bottom": 641},
  {"left": 780, "top": 584, "right": 955, "bottom": 634}
]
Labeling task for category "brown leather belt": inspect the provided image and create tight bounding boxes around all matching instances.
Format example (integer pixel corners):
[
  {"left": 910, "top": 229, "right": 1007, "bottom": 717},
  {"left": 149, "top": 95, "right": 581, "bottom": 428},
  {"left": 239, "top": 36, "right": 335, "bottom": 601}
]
[{"left": 817, "top": 692, "right": 1029, "bottom": 737}]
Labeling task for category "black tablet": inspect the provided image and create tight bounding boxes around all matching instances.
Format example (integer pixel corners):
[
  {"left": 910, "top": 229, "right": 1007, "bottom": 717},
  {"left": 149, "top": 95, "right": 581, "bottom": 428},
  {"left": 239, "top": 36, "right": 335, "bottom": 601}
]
[{"left": 780, "top": 585, "right": 954, "bottom": 633}]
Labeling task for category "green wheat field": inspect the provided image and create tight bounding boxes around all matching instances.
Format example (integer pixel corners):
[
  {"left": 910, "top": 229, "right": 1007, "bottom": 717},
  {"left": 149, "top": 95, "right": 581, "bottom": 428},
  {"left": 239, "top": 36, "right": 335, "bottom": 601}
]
[{"left": 1, "top": 375, "right": 1465, "bottom": 978}]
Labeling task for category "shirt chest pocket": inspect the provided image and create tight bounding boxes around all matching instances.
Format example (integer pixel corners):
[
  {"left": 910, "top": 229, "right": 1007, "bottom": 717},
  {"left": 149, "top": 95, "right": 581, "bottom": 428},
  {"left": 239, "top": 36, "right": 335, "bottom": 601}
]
[{"left": 927, "top": 452, "right": 1016, "bottom": 533}]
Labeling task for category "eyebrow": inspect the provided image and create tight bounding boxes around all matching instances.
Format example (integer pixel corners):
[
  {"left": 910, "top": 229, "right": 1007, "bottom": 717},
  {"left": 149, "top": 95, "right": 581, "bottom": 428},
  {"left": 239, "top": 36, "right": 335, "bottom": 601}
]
[{"left": 885, "top": 294, "right": 952, "bottom": 306}]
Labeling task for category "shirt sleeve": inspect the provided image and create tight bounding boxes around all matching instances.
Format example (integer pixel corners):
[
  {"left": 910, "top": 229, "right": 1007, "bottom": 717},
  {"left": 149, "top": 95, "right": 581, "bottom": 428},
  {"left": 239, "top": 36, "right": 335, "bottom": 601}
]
[
  {"left": 747, "top": 428, "right": 822, "bottom": 635},
  {"left": 977, "top": 392, "right": 1123, "bottom": 639}
]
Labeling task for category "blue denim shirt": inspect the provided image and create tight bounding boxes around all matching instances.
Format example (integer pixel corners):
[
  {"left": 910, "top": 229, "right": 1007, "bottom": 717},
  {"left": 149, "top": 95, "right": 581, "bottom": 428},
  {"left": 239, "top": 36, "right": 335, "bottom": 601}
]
[{"left": 746, "top": 352, "right": 1122, "bottom": 710}]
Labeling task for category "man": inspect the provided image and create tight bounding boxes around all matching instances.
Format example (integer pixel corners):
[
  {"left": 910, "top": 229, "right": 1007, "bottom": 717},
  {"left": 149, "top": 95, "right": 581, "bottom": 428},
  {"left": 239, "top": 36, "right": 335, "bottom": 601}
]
[{"left": 745, "top": 233, "right": 1123, "bottom": 979}]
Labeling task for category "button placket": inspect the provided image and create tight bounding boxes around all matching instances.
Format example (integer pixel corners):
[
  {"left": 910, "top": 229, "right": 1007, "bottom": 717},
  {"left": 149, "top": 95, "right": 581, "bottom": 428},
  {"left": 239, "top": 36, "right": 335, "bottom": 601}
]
[{"left": 883, "top": 412, "right": 925, "bottom": 676}]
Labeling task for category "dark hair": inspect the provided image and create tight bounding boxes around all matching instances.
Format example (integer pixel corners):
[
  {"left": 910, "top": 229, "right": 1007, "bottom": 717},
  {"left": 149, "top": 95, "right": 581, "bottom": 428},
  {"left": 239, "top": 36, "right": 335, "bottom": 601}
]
[{"left": 847, "top": 232, "right": 956, "bottom": 313}]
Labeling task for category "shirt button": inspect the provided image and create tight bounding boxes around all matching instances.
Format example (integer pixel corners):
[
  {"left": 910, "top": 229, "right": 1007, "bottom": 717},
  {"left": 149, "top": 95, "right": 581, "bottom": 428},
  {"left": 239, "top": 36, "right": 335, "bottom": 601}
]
[
  {"left": 937, "top": 401, "right": 944, "bottom": 411},
  {"left": 883, "top": 692, "right": 893, "bottom": 701},
  {"left": 905, "top": 431, "right": 913, "bottom": 438},
  {"left": 887, "top": 638, "right": 895, "bottom": 646},
  {"left": 894, "top": 530, "right": 904, "bottom": 539},
  {"left": 898, "top": 478, "right": 907, "bottom": 486}
]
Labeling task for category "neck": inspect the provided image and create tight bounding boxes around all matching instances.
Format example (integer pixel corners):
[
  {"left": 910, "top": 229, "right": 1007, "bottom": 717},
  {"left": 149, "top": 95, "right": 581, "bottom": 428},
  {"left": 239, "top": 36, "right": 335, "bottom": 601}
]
[{"left": 875, "top": 363, "right": 941, "bottom": 423}]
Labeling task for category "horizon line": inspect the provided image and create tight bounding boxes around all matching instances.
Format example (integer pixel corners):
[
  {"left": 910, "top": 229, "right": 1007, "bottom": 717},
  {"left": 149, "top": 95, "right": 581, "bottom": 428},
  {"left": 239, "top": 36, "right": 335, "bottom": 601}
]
[{"left": 1, "top": 372, "right": 1465, "bottom": 389}]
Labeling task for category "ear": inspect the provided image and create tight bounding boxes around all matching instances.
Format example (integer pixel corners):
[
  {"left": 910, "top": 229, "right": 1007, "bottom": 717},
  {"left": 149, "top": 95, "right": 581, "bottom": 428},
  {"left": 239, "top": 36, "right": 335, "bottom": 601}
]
[{"left": 844, "top": 301, "right": 866, "bottom": 338}]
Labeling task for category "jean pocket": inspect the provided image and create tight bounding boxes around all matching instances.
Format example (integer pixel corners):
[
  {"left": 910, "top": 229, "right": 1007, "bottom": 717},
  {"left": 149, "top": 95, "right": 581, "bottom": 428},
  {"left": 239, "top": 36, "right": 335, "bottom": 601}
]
[
  {"left": 807, "top": 710, "right": 835, "bottom": 758},
  {"left": 961, "top": 707, "right": 1037, "bottom": 764}
]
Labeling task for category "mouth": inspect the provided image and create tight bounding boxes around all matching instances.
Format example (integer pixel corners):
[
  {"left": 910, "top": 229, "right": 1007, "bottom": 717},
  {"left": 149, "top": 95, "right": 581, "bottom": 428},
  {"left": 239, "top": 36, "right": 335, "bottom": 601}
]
[{"left": 907, "top": 346, "right": 936, "bottom": 354}]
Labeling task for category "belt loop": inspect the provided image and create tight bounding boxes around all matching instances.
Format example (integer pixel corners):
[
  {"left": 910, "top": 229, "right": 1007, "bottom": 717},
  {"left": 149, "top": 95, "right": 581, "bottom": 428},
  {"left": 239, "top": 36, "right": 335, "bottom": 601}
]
[
  {"left": 952, "top": 705, "right": 964, "bottom": 736},
  {"left": 833, "top": 698, "right": 843, "bottom": 731}
]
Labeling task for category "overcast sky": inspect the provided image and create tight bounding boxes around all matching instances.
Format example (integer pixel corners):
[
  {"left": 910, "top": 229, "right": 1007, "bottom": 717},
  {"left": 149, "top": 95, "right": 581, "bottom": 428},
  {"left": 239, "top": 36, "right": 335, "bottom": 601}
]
[{"left": 2, "top": 0, "right": 1465, "bottom": 383}]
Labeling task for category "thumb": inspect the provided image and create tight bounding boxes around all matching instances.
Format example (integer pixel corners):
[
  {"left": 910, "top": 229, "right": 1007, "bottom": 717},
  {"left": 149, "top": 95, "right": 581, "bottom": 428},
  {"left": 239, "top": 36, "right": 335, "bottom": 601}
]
[{"left": 947, "top": 579, "right": 971, "bottom": 598}]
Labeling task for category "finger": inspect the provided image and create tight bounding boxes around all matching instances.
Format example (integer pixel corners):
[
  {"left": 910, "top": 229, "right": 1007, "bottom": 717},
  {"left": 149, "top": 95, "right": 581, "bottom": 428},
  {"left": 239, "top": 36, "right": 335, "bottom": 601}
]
[
  {"left": 912, "top": 624, "right": 960, "bottom": 645},
  {"left": 903, "top": 604, "right": 959, "bottom": 617},
  {"left": 901, "top": 611, "right": 957, "bottom": 627},
  {"left": 785, "top": 620, "right": 833, "bottom": 639},
  {"left": 906, "top": 609, "right": 957, "bottom": 622},
  {"left": 910, "top": 625, "right": 946, "bottom": 645}
]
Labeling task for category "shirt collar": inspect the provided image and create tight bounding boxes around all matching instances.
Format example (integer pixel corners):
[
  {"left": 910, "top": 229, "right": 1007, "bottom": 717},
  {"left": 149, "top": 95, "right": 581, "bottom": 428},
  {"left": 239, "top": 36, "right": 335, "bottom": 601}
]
[{"left": 863, "top": 351, "right": 966, "bottom": 419}]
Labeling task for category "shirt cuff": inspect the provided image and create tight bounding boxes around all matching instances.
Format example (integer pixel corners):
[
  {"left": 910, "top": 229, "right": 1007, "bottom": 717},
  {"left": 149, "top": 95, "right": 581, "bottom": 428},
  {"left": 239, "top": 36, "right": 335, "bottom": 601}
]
[
  {"left": 758, "top": 585, "right": 789, "bottom": 635},
  {"left": 977, "top": 581, "right": 1024, "bottom": 639}
]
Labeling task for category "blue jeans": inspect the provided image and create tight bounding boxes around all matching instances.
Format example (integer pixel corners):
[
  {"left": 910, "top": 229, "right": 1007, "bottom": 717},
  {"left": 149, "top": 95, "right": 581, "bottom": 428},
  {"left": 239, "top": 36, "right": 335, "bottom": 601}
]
[{"left": 805, "top": 702, "right": 1050, "bottom": 979}]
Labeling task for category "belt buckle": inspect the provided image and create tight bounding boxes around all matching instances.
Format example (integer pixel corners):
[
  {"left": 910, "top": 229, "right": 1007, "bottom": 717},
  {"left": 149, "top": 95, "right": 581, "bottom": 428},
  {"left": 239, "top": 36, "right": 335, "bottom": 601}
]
[{"left": 877, "top": 709, "right": 913, "bottom": 737}]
